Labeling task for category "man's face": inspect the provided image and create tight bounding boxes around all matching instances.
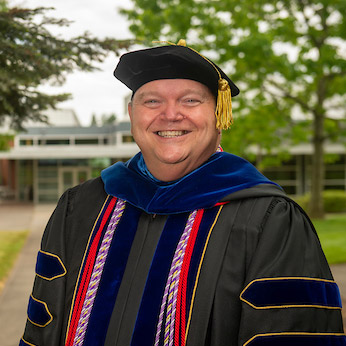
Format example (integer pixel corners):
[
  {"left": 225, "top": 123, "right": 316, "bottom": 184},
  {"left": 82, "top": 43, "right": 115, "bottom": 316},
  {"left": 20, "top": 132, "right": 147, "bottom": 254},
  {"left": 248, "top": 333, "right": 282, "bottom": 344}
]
[{"left": 128, "top": 79, "right": 221, "bottom": 181}]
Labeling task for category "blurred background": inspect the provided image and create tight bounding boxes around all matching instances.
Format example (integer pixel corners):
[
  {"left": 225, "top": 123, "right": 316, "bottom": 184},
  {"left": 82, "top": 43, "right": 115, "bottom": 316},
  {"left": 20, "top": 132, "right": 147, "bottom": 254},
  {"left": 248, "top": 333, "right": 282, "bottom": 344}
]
[{"left": 0, "top": 0, "right": 345, "bottom": 344}]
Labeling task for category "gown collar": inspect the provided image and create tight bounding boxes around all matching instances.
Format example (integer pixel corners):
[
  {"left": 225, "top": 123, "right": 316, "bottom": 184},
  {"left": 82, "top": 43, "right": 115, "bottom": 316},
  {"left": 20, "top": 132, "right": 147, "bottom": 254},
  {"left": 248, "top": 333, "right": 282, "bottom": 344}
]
[{"left": 101, "top": 151, "right": 278, "bottom": 214}]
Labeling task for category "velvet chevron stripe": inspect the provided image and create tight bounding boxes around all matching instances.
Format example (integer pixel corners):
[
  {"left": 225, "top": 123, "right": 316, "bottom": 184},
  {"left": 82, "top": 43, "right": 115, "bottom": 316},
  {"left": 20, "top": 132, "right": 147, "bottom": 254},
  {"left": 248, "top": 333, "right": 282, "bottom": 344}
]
[
  {"left": 240, "top": 277, "right": 342, "bottom": 309},
  {"left": 20, "top": 338, "right": 36, "bottom": 346},
  {"left": 35, "top": 250, "right": 67, "bottom": 281},
  {"left": 27, "top": 294, "right": 53, "bottom": 327},
  {"left": 244, "top": 333, "right": 346, "bottom": 346}
]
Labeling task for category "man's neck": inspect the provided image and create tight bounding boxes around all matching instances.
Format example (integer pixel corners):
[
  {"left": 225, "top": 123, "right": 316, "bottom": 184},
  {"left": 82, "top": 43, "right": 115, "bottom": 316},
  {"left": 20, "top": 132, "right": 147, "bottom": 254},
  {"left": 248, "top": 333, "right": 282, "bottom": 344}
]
[{"left": 145, "top": 162, "right": 194, "bottom": 182}]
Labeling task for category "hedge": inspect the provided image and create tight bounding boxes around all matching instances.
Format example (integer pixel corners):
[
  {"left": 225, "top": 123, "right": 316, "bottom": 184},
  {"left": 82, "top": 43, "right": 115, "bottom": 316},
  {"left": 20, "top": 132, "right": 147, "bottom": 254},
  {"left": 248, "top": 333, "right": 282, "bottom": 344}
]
[{"left": 294, "top": 190, "right": 346, "bottom": 213}]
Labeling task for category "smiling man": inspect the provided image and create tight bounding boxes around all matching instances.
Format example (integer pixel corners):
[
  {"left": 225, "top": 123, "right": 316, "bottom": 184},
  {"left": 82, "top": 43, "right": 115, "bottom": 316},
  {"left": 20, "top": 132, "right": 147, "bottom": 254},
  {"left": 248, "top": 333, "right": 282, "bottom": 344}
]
[
  {"left": 21, "top": 41, "right": 345, "bottom": 346},
  {"left": 128, "top": 78, "right": 220, "bottom": 181}
]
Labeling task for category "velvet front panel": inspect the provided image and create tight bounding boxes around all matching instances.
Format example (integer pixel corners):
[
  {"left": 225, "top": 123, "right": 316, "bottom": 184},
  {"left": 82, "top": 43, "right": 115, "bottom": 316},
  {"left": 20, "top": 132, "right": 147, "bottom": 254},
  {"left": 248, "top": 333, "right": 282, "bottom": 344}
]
[
  {"left": 83, "top": 204, "right": 142, "bottom": 346},
  {"left": 130, "top": 206, "right": 222, "bottom": 346}
]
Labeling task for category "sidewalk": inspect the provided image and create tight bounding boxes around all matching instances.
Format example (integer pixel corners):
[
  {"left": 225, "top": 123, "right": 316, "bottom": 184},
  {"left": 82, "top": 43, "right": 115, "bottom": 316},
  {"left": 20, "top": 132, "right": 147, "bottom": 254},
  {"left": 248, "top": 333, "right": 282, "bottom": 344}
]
[
  {"left": 0, "top": 203, "right": 55, "bottom": 346},
  {"left": 0, "top": 204, "right": 345, "bottom": 346}
]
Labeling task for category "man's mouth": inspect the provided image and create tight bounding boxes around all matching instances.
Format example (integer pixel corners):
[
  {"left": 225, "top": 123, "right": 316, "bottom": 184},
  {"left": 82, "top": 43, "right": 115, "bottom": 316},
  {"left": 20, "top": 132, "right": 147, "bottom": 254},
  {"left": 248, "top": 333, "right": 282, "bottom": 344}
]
[{"left": 156, "top": 130, "right": 188, "bottom": 138}]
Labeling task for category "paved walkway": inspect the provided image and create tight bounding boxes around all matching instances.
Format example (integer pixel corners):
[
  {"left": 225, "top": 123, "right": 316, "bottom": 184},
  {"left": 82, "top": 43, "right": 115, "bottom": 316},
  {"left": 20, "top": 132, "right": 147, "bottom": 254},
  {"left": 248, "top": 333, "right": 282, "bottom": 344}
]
[
  {"left": 0, "top": 204, "right": 345, "bottom": 346},
  {"left": 0, "top": 203, "right": 55, "bottom": 346}
]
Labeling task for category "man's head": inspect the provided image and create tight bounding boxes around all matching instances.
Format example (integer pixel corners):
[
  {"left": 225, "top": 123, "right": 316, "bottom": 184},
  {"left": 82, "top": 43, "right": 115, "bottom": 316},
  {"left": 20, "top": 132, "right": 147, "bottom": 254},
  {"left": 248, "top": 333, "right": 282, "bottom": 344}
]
[
  {"left": 114, "top": 40, "right": 239, "bottom": 181},
  {"left": 128, "top": 78, "right": 219, "bottom": 181}
]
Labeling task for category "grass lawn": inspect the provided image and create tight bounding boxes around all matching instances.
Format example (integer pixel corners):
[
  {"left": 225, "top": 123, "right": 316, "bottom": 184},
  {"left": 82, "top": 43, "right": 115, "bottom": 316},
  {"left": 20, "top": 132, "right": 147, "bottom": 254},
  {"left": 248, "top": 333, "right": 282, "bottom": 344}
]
[
  {"left": 0, "top": 230, "right": 28, "bottom": 292},
  {"left": 312, "top": 214, "right": 346, "bottom": 265}
]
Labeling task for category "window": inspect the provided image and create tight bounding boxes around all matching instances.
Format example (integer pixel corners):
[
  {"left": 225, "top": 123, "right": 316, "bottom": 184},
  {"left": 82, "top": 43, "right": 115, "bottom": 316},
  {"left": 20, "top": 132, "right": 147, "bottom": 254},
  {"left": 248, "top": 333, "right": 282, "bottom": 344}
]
[
  {"left": 39, "top": 139, "right": 69, "bottom": 145},
  {"left": 75, "top": 138, "right": 99, "bottom": 145},
  {"left": 19, "top": 139, "right": 33, "bottom": 146},
  {"left": 122, "top": 134, "right": 135, "bottom": 143}
]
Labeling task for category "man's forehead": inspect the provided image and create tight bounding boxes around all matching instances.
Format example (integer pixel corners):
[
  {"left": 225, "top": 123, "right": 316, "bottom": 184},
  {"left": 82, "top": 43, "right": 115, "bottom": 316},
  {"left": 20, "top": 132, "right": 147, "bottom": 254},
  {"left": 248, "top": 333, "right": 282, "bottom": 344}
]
[{"left": 134, "top": 79, "right": 213, "bottom": 99}]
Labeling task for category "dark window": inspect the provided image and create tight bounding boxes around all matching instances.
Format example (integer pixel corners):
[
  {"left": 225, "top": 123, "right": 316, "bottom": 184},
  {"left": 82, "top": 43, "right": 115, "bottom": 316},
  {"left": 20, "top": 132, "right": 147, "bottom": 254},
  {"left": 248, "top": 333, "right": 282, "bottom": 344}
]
[
  {"left": 262, "top": 170, "right": 296, "bottom": 180},
  {"left": 40, "top": 139, "right": 69, "bottom": 145},
  {"left": 122, "top": 135, "right": 135, "bottom": 143},
  {"left": 75, "top": 138, "right": 99, "bottom": 145},
  {"left": 19, "top": 139, "right": 33, "bottom": 146},
  {"left": 325, "top": 171, "right": 345, "bottom": 180}
]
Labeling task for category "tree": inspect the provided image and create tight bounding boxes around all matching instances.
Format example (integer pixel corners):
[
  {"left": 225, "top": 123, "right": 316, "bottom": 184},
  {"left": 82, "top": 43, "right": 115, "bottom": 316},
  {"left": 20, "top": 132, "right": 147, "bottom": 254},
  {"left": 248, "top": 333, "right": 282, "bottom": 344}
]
[
  {"left": 121, "top": 0, "right": 346, "bottom": 218},
  {"left": 101, "top": 113, "right": 117, "bottom": 125},
  {"left": 0, "top": 133, "right": 12, "bottom": 150},
  {"left": 0, "top": 0, "right": 132, "bottom": 130},
  {"left": 90, "top": 113, "right": 98, "bottom": 126}
]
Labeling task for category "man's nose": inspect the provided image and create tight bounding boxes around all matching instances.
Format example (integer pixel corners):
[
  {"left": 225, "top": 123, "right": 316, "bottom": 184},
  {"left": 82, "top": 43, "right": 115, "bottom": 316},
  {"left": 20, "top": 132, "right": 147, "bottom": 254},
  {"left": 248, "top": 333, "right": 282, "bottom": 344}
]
[{"left": 160, "top": 101, "right": 184, "bottom": 121}]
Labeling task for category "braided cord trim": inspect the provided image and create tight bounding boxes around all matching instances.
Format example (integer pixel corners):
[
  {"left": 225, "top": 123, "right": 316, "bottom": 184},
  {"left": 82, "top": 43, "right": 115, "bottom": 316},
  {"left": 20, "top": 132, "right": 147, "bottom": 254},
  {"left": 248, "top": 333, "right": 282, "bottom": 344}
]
[
  {"left": 175, "top": 210, "right": 204, "bottom": 346},
  {"left": 154, "top": 210, "right": 198, "bottom": 346},
  {"left": 72, "top": 199, "right": 126, "bottom": 346}
]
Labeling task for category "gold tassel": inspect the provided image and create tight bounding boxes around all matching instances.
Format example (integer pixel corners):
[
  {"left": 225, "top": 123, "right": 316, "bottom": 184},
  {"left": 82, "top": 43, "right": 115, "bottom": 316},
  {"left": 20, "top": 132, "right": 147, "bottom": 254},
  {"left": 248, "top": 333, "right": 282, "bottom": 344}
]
[
  {"left": 215, "top": 79, "right": 233, "bottom": 130},
  {"left": 177, "top": 39, "right": 187, "bottom": 46}
]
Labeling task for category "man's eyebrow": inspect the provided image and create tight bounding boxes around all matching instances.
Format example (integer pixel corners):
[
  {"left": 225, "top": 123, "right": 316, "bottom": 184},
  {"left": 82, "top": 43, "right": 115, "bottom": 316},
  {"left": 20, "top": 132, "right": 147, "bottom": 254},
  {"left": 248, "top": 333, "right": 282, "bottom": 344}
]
[
  {"left": 135, "top": 91, "right": 161, "bottom": 101},
  {"left": 134, "top": 88, "right": 211, "bottom": 102},
  {"left": 181, "top": 89, "right": 209, "bottom": 97}
]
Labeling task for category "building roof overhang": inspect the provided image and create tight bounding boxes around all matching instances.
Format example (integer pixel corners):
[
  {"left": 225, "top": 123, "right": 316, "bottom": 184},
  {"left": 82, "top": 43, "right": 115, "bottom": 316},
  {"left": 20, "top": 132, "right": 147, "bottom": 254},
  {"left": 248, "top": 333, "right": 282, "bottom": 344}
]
[{"left": 0, "top": 144, "right": 139, "bottom": 159}]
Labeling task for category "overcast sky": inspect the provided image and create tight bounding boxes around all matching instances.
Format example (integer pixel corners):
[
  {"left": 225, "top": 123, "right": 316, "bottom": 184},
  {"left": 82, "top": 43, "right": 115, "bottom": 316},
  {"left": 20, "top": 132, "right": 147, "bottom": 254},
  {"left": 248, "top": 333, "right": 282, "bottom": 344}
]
[{"left": 15, "top": 0, "right": 134, "bottom": 125}]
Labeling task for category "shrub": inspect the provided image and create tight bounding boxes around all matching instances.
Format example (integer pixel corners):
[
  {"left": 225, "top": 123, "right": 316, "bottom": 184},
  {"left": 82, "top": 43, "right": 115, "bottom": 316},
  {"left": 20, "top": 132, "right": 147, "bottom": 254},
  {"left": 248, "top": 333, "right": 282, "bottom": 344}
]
[
  {"left": 293, "top": 190, "right": 346, "bottom": 213},
  {"left": 323, "top": 190, "right": 346, "bottom": 213}
]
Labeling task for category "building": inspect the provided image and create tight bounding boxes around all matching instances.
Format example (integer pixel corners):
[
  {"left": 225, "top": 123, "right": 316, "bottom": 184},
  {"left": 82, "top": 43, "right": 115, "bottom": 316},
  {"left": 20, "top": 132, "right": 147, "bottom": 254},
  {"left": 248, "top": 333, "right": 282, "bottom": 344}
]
[
  {"left": 0, "top": 109, "right": 139, "bottom": 203},
  {"left": 0, "top": 109, "right": 345, "bottom": 203},
  {"left": 259, "top": 143, "right": 346, "bottom": 195}
]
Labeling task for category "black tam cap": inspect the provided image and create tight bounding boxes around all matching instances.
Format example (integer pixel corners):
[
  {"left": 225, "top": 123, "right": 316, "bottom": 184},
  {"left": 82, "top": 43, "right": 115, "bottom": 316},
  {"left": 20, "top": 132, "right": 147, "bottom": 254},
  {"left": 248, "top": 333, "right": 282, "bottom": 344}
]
[{"left": 114, "top": 40, "right": 240, "bottom": 129}]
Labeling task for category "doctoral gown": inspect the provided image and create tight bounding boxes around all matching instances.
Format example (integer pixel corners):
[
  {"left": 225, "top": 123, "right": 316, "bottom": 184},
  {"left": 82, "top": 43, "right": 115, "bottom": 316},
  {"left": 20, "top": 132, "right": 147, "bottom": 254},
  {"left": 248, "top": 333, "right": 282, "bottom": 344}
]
[{"left": 20, "top": 152, "right": 346, "bottom": 346}]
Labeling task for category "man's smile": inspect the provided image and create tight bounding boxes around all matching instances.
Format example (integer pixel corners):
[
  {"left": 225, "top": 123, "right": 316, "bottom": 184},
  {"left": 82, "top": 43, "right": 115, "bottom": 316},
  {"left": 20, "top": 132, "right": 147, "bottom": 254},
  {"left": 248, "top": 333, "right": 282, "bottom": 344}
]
[{"left": 156, "top": 130, "right": 189, "bottom": 138}]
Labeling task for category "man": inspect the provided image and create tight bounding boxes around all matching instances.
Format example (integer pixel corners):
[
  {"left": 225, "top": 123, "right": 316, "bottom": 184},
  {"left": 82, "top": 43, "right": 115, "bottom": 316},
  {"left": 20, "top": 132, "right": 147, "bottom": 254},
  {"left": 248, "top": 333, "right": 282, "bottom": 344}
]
[{"left": 21, "top": 40, "right": 345, "bottom": 346}]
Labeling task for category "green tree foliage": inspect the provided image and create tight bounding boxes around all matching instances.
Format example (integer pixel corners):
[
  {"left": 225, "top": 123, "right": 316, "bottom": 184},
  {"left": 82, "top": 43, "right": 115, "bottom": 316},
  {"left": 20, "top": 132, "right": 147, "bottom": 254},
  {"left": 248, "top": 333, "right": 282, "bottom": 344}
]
[
  {"left": 0, "top": 1, "right": 132, "bottom": 130},
  {"left": 0, "top": 133, "right": 12, "bottom": 150},
  {"left": 101, "top": 113, "right": 117, "bottom": 125},
  {"left": 121, "top": 0, "right": 346, "bottom": 217},
  {"left": 89, "top": 113, "right": 117, "bottom": 126},
  {"left": 90, "top": 113, "right": 98, "bottom": 126}
]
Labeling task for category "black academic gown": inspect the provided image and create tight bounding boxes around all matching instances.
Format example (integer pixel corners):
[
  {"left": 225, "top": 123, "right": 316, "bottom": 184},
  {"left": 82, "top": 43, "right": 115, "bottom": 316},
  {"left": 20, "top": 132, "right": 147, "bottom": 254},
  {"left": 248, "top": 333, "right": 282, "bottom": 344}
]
[{"left": 20, "top": 155, "right": 345, "bottom": 346}]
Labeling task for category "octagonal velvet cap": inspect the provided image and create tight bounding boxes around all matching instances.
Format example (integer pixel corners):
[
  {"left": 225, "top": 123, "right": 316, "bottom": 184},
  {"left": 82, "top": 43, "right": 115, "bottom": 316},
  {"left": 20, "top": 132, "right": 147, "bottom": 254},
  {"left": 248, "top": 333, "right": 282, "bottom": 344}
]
[{"left": 114, "top": 44, "right": 239, "bottom": 97}]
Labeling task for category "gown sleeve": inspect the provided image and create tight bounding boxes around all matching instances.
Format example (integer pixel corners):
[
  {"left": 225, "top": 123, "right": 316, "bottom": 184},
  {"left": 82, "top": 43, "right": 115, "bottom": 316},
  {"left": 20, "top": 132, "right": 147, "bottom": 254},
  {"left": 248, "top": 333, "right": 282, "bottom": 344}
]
[
  {"left": 20, "top": 188, "right": 75, "bottom": 346},
  {"left": 20, "top": 178, "right": 108, "bottom": 346},
  {"left": 238, "top": 197, "right": 346, "bottom": 346}
]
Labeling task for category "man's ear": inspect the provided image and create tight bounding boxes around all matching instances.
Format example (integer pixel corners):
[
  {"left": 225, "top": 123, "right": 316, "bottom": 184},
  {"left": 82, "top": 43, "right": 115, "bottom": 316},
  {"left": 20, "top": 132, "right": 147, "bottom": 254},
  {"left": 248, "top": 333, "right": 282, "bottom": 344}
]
[{"left": 128, "top": 102, "right": 132, "bottom": 120}]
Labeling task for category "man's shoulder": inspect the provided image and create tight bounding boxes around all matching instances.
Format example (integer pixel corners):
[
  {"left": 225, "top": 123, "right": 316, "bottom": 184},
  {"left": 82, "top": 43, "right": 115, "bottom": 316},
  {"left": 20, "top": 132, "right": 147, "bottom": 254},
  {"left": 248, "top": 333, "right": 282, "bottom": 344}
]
[
  {"left": 70, "top": 176, "right": 106, "bottom": 198},
  {"left": 61, "top": 176, "right": 107, "bottom": 217},
  {"left": 220, "top": 183, "right": 287, "bottom": 203},
  {"left": 219, "top": 183, "right": 310, "bottom": 229}
]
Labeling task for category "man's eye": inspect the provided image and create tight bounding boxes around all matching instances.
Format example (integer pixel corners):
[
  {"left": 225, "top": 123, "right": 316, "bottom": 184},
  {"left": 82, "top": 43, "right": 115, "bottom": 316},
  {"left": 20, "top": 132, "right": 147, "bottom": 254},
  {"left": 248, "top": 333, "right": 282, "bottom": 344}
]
[
  {"left": 185, "top": 99, "right": 201, "bottom": 104},
  {"left": 145, "top": 99, "right": 159, "bottom": 104}
]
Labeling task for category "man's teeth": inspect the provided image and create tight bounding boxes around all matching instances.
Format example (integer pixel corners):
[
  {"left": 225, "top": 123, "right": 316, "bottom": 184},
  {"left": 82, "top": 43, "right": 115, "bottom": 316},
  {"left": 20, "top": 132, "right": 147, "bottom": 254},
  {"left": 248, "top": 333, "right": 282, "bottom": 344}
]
[{"left": 157, "top": 130, "right": 187, "bottom": 138}]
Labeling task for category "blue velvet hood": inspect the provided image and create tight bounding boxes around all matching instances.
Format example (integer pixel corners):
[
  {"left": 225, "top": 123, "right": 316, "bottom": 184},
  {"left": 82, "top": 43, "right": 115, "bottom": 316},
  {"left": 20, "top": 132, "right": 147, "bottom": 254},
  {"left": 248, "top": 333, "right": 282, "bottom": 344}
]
[{"left": 101, "top": 152, "right": 279, "bottom": 214}]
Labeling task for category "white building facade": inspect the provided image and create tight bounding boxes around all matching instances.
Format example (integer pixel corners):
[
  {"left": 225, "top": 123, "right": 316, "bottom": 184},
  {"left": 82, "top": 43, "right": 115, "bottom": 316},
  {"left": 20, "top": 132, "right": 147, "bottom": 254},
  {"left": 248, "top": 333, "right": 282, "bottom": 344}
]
[{"left": 0, "top": 110, "right": 139, "bottom": 203}]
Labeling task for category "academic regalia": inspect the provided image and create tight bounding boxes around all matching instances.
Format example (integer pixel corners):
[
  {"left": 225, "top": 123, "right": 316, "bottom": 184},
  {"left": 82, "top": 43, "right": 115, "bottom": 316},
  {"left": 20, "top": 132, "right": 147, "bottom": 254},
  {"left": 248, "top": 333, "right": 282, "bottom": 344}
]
[{"left": 20, "top": 152, "right": 345, "bottom": 346}]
